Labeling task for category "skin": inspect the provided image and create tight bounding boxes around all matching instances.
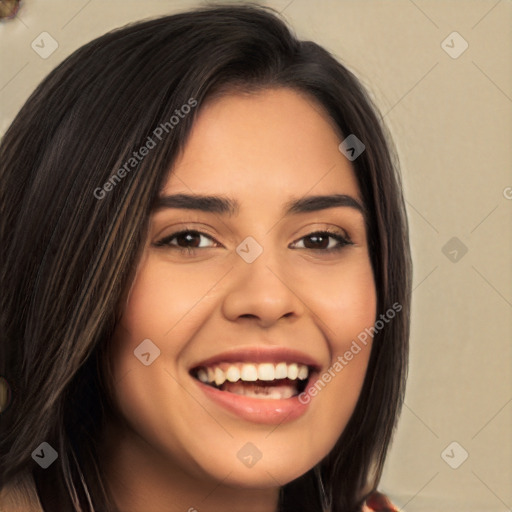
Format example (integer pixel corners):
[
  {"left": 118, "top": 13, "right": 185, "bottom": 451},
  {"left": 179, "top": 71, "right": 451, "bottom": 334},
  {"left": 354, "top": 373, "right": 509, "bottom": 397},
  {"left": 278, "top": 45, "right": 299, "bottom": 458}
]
[{"left": 100, "top": 88, "right": 377, "bottom": 512}]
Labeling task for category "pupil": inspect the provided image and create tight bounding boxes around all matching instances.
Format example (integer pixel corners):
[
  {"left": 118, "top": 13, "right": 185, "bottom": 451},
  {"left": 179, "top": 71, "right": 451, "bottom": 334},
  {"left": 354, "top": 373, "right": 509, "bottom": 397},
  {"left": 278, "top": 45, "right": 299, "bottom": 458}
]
[
  {"left": 179, "top": 232, "right": 200, "bottom": 248},
  {"left": 305, "top": 234, "right": 328, "bottom": 249}
]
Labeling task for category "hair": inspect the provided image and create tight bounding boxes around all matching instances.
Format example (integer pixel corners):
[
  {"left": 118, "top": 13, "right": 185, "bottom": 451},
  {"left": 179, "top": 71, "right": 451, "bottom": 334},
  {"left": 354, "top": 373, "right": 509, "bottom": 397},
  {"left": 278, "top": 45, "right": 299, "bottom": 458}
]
[{"left": 0, "top": 3, "right": 412, "bottom": 511}]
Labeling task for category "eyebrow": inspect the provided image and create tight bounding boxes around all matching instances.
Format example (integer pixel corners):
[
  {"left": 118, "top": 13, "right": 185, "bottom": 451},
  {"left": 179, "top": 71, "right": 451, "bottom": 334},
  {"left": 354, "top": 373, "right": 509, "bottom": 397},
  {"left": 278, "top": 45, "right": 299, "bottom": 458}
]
[{"left": 152, "top": 193, "right": 365, "bottom": 217}]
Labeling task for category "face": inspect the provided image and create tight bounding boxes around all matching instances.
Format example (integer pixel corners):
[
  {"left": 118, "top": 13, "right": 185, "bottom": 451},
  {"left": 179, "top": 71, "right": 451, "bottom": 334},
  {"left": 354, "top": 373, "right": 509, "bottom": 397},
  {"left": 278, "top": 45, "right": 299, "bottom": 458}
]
[{"left": 106, "top": 88, "right": 377, "bottom": 490}]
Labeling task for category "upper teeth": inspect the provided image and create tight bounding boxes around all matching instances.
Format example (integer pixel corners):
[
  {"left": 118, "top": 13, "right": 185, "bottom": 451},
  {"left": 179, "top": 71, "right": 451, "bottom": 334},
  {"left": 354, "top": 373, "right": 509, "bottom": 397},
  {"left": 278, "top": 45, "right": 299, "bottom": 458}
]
[{"left": 196, "top": 362, "right": 309, "bottom": 386}]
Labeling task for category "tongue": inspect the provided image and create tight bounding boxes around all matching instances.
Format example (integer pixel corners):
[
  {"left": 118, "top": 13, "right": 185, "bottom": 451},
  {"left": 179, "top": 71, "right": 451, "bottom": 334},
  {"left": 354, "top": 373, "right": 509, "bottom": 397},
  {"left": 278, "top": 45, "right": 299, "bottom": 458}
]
[{"left": 220, "top": 380, "right": 297, "bottom": 399}]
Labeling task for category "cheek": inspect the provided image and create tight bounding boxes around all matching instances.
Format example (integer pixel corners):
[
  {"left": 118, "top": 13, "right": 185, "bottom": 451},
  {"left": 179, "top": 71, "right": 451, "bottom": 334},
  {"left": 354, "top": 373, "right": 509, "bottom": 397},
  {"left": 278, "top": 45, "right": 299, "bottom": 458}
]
[
  {"left": 329, "top": 264, "right": 377, "bottom": 346},
  {"left": 111, "top": 257, "right": 224, "bottom": 376},
  {"left": 295, "top": 257, "right": 376, "bottom": 434},
  {"left": 121, "top": 259, "right": 214, "bottom": 335},
  {"left": 325, "top": 260, "right": 377, "bottom": 389},
  {"left": 296, "top": 255, "right": 377, "bottom": 347},
  {"left": 105, "top": 258, "right": 225, "bottom": 454}
]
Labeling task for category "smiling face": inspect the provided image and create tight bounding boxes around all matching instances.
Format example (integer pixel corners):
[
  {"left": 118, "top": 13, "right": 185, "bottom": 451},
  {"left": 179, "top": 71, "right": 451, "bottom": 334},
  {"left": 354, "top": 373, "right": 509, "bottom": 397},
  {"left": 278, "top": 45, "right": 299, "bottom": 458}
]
[{"left": 103, "top": 87, "right": 377, "bottom": 505}]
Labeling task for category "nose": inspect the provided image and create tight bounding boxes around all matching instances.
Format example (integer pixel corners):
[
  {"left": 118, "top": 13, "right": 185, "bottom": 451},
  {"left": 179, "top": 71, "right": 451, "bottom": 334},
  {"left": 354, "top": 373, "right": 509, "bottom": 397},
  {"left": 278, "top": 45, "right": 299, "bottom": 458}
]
[{"left": 221, "top": 250, "right": 305, "bottom": 328}]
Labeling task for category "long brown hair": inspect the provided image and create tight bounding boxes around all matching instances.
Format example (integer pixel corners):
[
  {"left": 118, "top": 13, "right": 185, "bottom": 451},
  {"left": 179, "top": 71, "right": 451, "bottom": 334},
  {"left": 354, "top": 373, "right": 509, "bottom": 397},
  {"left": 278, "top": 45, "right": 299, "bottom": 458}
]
[{"left": 0, "top": 4, "right": 412, "bottom": 511}]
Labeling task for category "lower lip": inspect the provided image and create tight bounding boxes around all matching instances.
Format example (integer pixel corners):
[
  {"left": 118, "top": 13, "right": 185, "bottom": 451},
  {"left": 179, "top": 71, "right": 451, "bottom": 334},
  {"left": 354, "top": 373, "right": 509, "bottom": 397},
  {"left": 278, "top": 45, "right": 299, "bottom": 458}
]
[{"left": 193, "top": 377, "right": 316, "bottom": 424}]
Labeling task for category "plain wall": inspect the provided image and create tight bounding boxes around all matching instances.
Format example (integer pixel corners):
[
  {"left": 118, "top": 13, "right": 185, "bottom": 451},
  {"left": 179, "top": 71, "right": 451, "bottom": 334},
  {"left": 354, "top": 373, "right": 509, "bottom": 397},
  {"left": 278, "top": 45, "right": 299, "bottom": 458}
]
[{"left": 1, "top": 1, "right": 510, "bottom": 510}]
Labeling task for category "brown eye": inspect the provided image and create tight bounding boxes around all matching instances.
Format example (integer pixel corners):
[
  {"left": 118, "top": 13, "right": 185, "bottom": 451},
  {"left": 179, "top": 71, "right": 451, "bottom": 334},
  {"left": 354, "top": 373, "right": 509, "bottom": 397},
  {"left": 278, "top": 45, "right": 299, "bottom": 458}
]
[
  {"left": 303, "top": 233, "right": 331, "bottom": 250},
  {"left": 291, "top": 230, "right": 352, "bottom": 253},
  {"left": 172, "top": 231, "right": 202, "bottom": 248},
  {"left": 154, "top": 230, "right": 219, "bottom": 251}
]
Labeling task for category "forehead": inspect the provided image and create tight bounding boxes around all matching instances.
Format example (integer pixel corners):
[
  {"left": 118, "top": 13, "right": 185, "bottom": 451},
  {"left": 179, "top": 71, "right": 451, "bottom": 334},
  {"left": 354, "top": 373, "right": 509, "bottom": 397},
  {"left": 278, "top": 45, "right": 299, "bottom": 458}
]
[{"left": 162, "top": 88, "right": 361, "bottom": 202}]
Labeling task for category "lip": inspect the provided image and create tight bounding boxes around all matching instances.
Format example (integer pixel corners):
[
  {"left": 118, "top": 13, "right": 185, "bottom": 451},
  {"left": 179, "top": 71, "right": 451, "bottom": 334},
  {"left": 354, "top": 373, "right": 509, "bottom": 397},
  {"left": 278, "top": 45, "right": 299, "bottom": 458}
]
[
  {"left": 193, "top": 371, "right": 319, "bottom": 424},
  {"left": 189, "top": 346, "right": 322, "bottom": 369},
  {"left": 189, "top": 346, "right": 321, "bottom": 424}
]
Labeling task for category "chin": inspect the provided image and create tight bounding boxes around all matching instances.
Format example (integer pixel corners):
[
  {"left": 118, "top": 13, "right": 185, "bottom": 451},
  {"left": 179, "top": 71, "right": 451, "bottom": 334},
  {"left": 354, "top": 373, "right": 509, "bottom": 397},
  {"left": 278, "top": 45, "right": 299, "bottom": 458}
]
[{"left": 181, "top": 433, "right": 329, "bottom": 489}]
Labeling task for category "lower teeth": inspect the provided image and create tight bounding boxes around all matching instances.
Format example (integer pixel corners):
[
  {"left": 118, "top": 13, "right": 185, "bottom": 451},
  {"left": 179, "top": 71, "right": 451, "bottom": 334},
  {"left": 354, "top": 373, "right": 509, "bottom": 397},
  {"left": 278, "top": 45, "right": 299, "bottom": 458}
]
[{"left": 218, "top": 380, "right": 296, "bottom": 399}]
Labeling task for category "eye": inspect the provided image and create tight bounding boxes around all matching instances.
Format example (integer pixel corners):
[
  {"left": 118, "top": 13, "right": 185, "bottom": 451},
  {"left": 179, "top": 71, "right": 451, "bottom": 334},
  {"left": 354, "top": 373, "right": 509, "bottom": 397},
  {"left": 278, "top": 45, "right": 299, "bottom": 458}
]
[
  {"left": 154, "top": 228, "right": 353, "bottom": 256},
  {"left": 290, "top": 229, "right": 353, "bottom": 253},
  {"left": 154, "top": 229, "right": 220, "bottom": 254}
]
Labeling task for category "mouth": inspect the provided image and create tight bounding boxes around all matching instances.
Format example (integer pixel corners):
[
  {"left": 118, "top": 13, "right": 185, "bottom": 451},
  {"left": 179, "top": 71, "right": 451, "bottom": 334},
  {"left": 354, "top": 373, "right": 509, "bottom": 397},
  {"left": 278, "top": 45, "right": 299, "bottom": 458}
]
[
  {"left": 189, "top": 347, "right": 321, "bottom": 424},
  {"left": 191, "top": 361, "right": 312, "bottom": 400}
]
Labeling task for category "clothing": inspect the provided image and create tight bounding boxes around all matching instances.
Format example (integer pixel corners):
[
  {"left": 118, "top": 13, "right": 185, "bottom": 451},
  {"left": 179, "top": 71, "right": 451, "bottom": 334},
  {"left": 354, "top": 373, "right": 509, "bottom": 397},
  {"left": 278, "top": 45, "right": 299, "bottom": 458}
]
[
  {"left": 363, "top": 491, "right": 399, "bottom": 512},
  {"left": 0, "top": 471, "right": 398, "bottom": 512}
]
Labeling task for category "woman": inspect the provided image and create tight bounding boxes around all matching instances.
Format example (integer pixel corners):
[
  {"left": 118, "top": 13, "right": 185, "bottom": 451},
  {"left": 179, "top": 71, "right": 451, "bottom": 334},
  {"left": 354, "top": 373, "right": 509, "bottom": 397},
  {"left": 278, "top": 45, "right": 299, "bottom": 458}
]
[{"left": 0, "top": 3, "right": 411, "bottom": 511}]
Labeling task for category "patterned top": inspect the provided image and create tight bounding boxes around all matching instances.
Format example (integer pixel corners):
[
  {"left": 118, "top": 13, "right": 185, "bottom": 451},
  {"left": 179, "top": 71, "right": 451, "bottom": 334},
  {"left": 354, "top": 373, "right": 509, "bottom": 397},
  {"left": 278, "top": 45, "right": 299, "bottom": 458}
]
[{"left": 363, "top": 491, "right": 399, "bottom": 512}]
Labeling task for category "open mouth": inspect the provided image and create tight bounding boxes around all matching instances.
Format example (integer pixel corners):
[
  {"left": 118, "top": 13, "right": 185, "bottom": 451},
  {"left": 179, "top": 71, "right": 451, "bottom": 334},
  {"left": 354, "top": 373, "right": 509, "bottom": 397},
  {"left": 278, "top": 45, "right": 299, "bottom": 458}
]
[{"left": 190, "top": 362, "right": 312, "bottom": 400}]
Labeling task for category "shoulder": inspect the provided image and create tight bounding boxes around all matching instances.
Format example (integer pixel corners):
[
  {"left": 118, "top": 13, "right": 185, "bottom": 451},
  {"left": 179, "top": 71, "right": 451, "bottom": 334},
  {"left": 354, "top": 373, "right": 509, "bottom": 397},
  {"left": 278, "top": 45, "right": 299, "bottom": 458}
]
[
  {"left": 0, "top": 471, "right": 44, "bottom": 512},
  {"left": 362, "top": 491, "right": 399, "bottom": 512}
]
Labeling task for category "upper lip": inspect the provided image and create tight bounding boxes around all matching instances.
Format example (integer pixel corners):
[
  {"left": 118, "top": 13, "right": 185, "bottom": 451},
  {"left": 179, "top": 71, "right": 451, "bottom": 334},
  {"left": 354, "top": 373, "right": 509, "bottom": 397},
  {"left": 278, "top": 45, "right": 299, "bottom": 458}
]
[{"left": 190, "top": 346, "right": 322, "bottom": 370}]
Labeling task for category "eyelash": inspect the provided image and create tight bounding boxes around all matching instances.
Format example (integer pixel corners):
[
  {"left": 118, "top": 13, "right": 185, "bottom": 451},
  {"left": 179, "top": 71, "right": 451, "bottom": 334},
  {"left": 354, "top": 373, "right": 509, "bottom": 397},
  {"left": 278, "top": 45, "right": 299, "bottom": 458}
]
[{"left": 153, "top": 228, "right": 353, "bottom": 255}]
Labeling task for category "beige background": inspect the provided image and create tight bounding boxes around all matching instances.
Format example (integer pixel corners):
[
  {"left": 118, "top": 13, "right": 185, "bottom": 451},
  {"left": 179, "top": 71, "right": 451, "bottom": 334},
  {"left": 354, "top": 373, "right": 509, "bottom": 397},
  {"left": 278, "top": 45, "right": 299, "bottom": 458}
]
[{"left": 1, "top": 1, "right": 511, "bottom": 510}]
